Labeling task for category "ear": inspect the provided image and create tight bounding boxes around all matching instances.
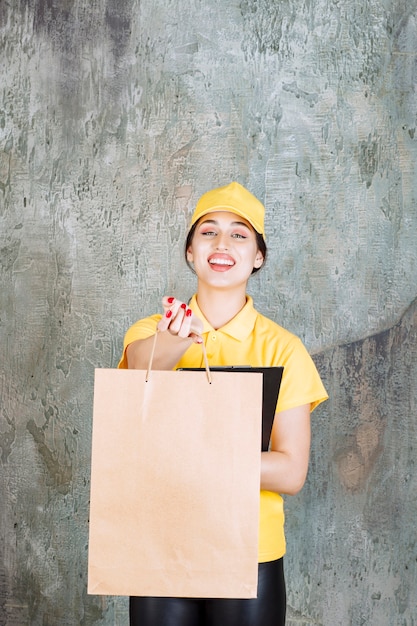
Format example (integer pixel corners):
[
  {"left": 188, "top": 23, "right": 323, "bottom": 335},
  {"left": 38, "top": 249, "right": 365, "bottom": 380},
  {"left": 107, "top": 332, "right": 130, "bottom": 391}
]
[
  {"left": 186, "top": 246, "right": 194, "bottom": 263},
  {"left": 253, "top": 250, "right": 264, "bottom": 269}
]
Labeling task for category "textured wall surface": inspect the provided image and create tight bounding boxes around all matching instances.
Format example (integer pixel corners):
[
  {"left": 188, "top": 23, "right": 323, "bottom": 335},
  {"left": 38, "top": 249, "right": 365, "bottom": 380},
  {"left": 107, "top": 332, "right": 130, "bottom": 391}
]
[
  {"left": 1, "top": 0, "right": 416, "bottom": 624},
  {"left": 285, "top": 298, "right": 417, "bottom": 625}
]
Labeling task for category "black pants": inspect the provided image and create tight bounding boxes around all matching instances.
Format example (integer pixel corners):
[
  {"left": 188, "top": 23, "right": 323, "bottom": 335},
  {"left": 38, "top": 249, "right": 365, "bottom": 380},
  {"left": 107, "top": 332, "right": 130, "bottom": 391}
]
[{"left": 129, "top": 558, "right": 286, "bottom": 626}]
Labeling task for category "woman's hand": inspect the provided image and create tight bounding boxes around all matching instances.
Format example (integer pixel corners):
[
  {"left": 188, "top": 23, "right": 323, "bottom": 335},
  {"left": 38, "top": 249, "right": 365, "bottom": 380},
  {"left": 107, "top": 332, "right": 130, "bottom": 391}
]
[
  {"left": 157, "top": 296, "right": 204, "bottom": 343},
  {"left": 126, "top": 297, "right": 203, "bottom": 370}
]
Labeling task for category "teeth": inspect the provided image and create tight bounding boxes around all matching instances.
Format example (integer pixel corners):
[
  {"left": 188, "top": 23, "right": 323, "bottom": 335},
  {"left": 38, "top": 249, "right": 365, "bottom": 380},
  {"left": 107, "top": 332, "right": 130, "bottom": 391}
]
[{"left": 209, "top": 258, "right": 234, "bottom": 266}]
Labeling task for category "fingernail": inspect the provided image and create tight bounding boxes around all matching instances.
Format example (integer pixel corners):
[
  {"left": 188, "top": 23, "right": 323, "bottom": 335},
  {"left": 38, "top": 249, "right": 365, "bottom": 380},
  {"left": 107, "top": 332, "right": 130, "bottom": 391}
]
[
  {"left": 186, "top": 308, "right": 192, "bottom": 317},
  {"left": 166, "top": 310, "right": 172, "bottom": 318},
  {"left": 167, "top": 297, "right": 175, "bottom": 304},
  {"left": 181, "top": 303, "right": 187, "bottom": 309}
]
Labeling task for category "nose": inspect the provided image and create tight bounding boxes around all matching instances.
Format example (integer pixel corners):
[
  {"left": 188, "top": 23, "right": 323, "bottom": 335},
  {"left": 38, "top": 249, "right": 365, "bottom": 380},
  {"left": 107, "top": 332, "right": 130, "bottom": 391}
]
[{"left": 215, "top": 233, "right": 228, "bottom": 250}]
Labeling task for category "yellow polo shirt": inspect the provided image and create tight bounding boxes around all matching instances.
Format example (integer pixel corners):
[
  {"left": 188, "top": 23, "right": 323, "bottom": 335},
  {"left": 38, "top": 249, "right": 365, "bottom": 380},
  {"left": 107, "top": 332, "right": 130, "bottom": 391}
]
[{"left": 118, "top": 295, "right": 328, "bottom": 562}]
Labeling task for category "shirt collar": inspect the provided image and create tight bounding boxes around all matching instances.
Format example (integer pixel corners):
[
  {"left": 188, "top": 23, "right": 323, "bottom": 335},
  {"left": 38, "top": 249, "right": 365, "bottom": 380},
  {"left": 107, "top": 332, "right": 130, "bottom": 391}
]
[{"left": 189, "top": 294, "right": 258, "bottom": 341}]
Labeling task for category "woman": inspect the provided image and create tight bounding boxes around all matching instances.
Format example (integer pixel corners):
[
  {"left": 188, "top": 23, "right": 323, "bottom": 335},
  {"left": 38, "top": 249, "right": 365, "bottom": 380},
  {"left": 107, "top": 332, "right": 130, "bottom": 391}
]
[{"left": 118, "top": 181, "right": 328, "bottom": 626}]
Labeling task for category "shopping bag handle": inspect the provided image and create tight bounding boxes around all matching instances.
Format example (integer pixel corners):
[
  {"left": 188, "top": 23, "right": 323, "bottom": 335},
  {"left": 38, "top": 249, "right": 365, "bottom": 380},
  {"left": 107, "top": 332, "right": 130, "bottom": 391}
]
[{"left": 146, "top": 331, "right": 212, "bottom": 384}]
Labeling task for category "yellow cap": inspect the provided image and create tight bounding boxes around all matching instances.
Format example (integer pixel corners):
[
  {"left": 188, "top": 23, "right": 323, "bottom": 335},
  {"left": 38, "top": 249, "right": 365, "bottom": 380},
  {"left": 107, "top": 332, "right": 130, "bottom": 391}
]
[{"left": 190, "top": 182, "right": 265, "bottom": 237}]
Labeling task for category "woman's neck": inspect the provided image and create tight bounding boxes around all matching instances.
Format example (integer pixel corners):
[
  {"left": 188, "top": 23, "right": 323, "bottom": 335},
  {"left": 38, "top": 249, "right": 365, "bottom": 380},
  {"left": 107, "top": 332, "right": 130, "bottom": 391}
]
[{"left": 195, "top": 285, "right": 247, "bottom": 330}]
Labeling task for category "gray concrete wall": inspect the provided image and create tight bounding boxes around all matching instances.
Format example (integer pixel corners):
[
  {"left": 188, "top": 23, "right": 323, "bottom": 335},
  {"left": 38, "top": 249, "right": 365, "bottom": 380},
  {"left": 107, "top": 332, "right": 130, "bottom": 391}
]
[{"left": 1, "top": 0, "right": 416, "bottom": 623}]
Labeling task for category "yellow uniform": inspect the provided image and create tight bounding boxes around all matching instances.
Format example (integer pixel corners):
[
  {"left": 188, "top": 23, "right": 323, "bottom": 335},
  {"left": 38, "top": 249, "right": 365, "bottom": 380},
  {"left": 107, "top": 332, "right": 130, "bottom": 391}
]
[{"left": 119, "top": 295, "right": 328, "bottom": 562}]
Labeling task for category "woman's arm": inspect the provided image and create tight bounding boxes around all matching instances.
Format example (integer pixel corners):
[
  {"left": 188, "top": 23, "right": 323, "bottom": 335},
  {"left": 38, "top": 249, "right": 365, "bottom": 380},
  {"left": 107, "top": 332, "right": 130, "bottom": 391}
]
[
  {"left": 126, "top": 296, "right": 203, "bottom": 370},
  {"left": 126, "top": 332, "right": 194, "bottom": 370},
  {"left": 260, "top": 403, "right": 311, "bottom": 495}
]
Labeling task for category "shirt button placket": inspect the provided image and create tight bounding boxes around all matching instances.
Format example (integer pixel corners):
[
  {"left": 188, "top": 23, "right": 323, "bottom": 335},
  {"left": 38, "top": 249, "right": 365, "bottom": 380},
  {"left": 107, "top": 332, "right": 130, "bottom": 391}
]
[{"left": 209, "top": 333, "right": 220, "bottom": 361}]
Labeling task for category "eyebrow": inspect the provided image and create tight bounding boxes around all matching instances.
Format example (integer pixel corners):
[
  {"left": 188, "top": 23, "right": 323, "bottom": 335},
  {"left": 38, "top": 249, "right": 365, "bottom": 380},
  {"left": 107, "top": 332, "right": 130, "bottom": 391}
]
[{"left": 199, "top": 219, "right": 251, "bottom": 229}]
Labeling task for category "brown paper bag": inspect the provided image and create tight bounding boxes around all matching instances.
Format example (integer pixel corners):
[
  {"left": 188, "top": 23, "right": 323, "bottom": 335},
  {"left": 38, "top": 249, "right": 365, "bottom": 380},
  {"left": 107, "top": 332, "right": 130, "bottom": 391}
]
[{"left": 88, "top": 367, "right": 262, "bottom": 598}]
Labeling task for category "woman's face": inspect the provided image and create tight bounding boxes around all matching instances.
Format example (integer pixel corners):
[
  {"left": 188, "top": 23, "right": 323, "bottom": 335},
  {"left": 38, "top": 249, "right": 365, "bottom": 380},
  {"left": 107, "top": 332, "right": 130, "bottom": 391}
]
[{"left": 186, "top": 211, "right": 264, "bottom": 290}]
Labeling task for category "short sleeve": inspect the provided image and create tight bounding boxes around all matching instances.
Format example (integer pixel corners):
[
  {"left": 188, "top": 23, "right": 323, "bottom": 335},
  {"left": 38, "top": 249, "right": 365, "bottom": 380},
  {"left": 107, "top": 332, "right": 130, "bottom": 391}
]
[
  {"left": 117, "top": 314, "right": 161, "bottom": 368},
  {"left": 275, "top": 336, "right": 328, "bottom": 414}
]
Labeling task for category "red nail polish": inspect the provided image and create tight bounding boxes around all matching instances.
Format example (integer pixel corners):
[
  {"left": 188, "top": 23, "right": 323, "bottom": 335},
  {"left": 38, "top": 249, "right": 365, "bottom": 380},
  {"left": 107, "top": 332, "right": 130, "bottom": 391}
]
[
  {"left": 166, "top": 310, "right": 172, "bottom": 318},
  {"left": 186, "top": 308, "right": 192, "bottom": 317},
  {"left": 181, "top": 303, "right": 187, "bottom": 309},
  {"left": 167, "top": 297, "right": 175, "bottom": 304}
]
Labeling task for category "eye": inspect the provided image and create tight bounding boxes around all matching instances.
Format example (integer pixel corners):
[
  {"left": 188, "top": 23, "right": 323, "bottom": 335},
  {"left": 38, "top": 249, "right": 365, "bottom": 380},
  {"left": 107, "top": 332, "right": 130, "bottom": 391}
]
[
  {"left": 200, "top": 229, "right": 217, "bottom": 236},
  {"left": 232, "top": 232, "right": 248, "bottom": 239}
]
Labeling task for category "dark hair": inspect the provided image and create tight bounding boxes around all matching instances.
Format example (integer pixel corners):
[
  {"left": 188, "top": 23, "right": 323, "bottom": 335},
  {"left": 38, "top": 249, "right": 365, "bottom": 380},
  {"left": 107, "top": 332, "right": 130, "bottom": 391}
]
[{"left": 184, "top": 220, "right": 267, "bottom": 274}]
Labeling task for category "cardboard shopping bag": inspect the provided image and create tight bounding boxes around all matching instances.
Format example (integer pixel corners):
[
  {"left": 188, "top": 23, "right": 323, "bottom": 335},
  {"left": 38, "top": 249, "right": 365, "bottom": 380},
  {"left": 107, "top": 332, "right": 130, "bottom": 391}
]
[{"left": 88, "top": 362, "right": 263, "bottom": 598}]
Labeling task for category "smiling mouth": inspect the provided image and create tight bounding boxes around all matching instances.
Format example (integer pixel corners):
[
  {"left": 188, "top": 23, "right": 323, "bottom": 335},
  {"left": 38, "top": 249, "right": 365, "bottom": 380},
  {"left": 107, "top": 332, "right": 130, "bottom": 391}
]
[{"left": 209, "top": 258, "right": 234, "bottom": 266}]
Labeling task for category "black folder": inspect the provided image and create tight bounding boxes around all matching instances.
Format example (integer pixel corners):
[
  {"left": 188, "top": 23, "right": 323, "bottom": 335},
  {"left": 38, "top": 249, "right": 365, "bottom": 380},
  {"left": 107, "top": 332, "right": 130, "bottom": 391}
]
[{"left": 177, "top": 366, "right": 284, "bottom": 451}]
